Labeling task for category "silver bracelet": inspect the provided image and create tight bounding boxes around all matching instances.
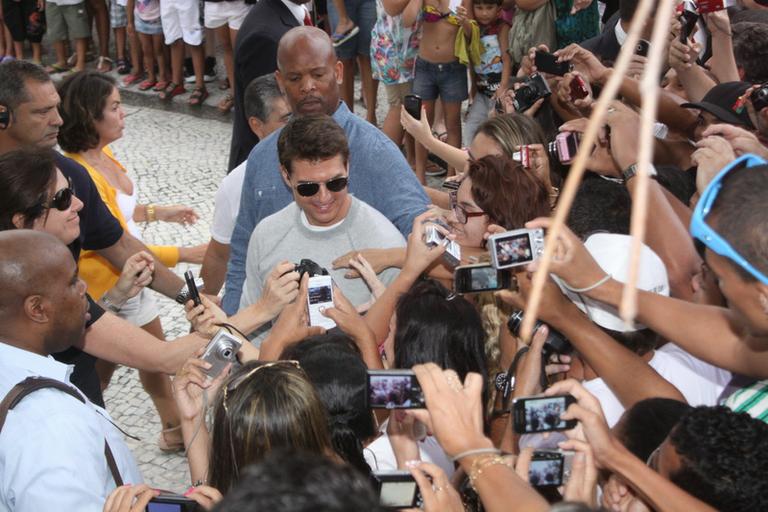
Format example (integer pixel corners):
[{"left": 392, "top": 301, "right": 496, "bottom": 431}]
[
  {"left": 100, "top": 294, "right": 123, "bottom": 313},
  {"left": 561, "top": 274, "right": 611, "bottom": 293},
  {"left": 451, "top": 447, "right": 501, "bottom": 462}
]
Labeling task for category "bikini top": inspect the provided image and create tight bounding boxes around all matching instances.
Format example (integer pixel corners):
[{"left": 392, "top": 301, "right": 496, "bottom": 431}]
[{"left": 422, "top": 4, "right": 461, "bottom": 25}]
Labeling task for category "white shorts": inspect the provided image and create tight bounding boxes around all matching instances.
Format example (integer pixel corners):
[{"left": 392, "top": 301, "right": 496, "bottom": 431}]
[
  {"left": 116, "top": 288, "right": 159, "bottom": 327},
  {"left": 204, "top": 0, "right": 251, "bottom": 30},
  {"left": 160, "top": 0, "right": 203, "bottom": 46}
]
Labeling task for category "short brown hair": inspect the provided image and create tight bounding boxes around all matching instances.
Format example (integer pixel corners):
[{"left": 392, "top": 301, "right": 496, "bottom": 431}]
[
  {"left": 277, "top": 115, "right": 349, "bottom": 174},
  {"left": 468, "top": 155, "right": 551, "bottom": 230},
  {"left": 57, "top": 71, "right": 117, "bottom": 153}
]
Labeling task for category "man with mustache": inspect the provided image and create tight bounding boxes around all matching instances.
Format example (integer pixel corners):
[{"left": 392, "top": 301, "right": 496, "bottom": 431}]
[{"left": 223, "top": 27, "right": 429, "bottom": 314}]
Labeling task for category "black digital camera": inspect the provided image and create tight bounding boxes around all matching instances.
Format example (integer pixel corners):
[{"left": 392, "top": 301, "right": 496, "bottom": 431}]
[
  {"left": 751, "top": 83, "right": 768, "bottom": 112},
  {"left": 294, "top": 258, "right": 329, "bottom": 279},
  {"left": 513, "top": 74, "right": 552, "bottom": 113},
  {"left": 507, "top": 310, "right": 572, "bottom": 356}
]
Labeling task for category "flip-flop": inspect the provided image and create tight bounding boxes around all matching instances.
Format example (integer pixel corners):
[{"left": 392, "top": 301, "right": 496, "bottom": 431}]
[
  {"left": 45, "top": 63, "right": 70, "bottom": 74},
  {"left": 153, "top": 80, "right": 170, "bottom": 92},
  {"left": 332, "top": 24, "right": 360, "bottom": 47},
  {"left": 138, "top": 79, "right": 157, "bottom": 91}
]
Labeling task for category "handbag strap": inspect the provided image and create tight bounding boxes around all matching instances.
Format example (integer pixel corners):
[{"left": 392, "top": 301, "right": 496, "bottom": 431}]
[{"left": 0, "top": 376, "right": 124, "bottom": 487}]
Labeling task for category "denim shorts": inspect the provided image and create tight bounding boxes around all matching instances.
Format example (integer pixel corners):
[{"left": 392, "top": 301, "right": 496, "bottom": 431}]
[
  {"left": 327, "top": 0, "right": 375, "bottom": 61},
  {"left": 135, "top": 14, "right": 163, "bottom": 35},
  {"left": 412, "top": 57, "right": 468, "bottom": 103}
]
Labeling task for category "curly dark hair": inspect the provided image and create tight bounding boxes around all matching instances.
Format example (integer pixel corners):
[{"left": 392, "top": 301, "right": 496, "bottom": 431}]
[
  {"left": 56, "top": 71, "right": 117, "bottom": 153},
  {"left": 669, "top": 405, "right": 768, "bottom": 512},
  {"left": 277, "top": 115, "right": 349, "bottom": 174}
]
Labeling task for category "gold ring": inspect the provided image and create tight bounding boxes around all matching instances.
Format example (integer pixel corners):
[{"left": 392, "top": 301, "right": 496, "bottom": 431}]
[{"left": 607, "top": 106, "right": 616, "bottom": 113}]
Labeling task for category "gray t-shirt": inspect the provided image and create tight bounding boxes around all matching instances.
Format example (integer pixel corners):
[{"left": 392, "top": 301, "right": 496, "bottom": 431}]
[{"left": 240, "top": 197, "right": 406, "bottom": 340}]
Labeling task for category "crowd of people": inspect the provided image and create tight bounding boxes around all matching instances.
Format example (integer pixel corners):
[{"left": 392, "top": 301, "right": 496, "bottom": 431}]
[{"left": 1, "top": 0, "right": 768, "bottom": 509}]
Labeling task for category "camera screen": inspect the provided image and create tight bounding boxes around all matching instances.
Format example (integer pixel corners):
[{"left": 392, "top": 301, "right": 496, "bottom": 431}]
[
  {"left": 146, "top": 504, "right": 183, "bottom": 512},
  {"left": 368, "top": 373, "right": 423, "bottom": 409},
  {"left": 379, "top": 481, "right": 417, "bottom": 507},
  {"left": 528, "top": 458, "right": 563, "bottom": 487},
  {"left": 494, "top": 233, "right": 533, "bottom": 266},
  {"left": 308, "top": 284, "right": 332, "bottom": 305},
  {"left": 523, "top": 397, "right": 568, "bottom": 432},
  {"left": 470, "top": 266, "right": 499, "bottom": 290}
]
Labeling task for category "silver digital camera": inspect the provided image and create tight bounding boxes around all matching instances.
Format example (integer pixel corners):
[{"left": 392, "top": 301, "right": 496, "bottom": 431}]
[
  {"left": 201, "top": 329, "right": 242, "bottom": 377},
  {"left": 489, "top": 228, "right": 545, "bottom": 269},
  {"left": 425, "top": 224, "right": 461, "bottom": 268}
]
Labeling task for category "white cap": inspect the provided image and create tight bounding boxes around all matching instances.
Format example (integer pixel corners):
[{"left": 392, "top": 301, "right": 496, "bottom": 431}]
[{"left": 558, "top": 233, "right": 669, "bottom": 332}]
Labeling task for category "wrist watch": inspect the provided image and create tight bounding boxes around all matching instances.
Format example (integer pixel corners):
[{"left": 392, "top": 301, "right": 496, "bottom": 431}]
[
  {"left": 622, "top": 163, "right": 657, "bottom": 183},
  {"left": 100, "top": 294, "right": 123, "bottom": 313},
  {"left": 175, "top": 277, "right": 205, "bottom": 304}
]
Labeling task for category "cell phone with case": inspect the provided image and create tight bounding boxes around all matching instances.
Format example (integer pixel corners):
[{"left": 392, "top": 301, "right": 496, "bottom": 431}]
[
  {"left": 403, "top": 94, "right": 422, "bottom": 120},
  {"left": 569, "top": 76, "right": 589, "bottom": 101},
  {"left": 367, "top": 370, "right": 425, "bottom": 409},
  {"left": 146, "top": 493, "right": 198, "bottom": 512},
  {"left": 534, "top": 50, "right": 571, "bottom": 76},
  {"left": 528, "top": 451, "right": 565, "bottom": 488},
  {"left": 513, "top": 394, "right": 577, "bottom": 434},
  {"left": 697, "top": 0, "right": 734, "bottom": 13},
  {"left": 307, "top": 275, "right": 336, "bottom": 330},
  {"left": 373, "top": 470, "right": 420, "bottom": 509},
  {"left": 454, "top": 263, "right": 512, "bottom": 293},
  {"left": 184, "top": 270, "right": 202, "bottom": 306}
]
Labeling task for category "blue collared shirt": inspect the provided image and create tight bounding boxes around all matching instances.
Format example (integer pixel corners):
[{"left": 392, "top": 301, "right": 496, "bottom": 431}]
[
  {"left": 0, "top": 342, "right": 142, "bottom": 512},
  {"left": 223, "top": 102, "right": 429, "bottom": 313}
]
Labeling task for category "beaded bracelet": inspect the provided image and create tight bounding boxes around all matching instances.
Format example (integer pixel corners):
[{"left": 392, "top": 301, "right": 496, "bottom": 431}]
[
  {"left": 468, "top": 454, "right": 514, "bottom": 491},
  {"left": 451, "top": 447, "right": 500, "bottom": 462}
]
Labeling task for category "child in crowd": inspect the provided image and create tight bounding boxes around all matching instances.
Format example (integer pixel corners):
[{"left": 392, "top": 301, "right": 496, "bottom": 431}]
[
  {"left": 370, "top": 0, "right": 421, "bottom": 161},
  {"left": 0, "top": 0, "right": 44, "bottom": 63},
  {"left": 44, "top": 0, "right": 89, "bottom": 72},
  {"left": 127, "top": 0, "right": 168, "bottom": 91},
  {"left": 463, "top": 0, "right": 510, "bottom": 146},
  {"left": 158, "top": 0, "right": 208, "bottom": 105},
  {"left": 411, "top": 0, "right": 470, "bottom": 183}
]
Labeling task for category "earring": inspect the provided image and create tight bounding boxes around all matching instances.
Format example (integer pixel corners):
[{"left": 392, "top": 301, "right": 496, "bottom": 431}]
[{"left": 760, "top": 293, "right": 768, "bottom": 315}]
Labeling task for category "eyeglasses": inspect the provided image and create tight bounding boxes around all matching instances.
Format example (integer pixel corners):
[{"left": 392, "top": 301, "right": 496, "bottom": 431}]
[
  {"left": 294, "top": 176, "right": 349, "bottom": 197},
  {"left": 449, "top": 190, "right": 486, "bottom": 224},
  {"left": 41, "top": 177, "right": 75, "bottom": 211},
  {"left": 222, "top": 360, "right": 302, "bottom": 415},
  {"left": 689, "top": 154, "right": 768, "bottom": 285},
  {"left": 646, "top": 444, "right": 661, "bottom": 471}
]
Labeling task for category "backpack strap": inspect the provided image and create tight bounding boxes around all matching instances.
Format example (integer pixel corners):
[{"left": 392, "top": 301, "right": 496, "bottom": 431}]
[{"left": 0, "top": 376, "right": 124, "bottom": 487}]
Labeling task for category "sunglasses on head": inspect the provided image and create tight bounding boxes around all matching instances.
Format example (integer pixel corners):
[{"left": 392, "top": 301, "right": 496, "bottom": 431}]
[
  {"left": 690, "top": 153, "right": 768, "bottom": 285},
  {"left": 41, "top": 177, "right": 75, "bottom": 211},
  {"left": 295, "top": 176, "right": 349, "bottom": 197}
]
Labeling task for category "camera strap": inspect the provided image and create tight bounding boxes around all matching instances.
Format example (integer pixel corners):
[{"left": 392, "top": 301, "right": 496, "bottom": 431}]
[{"left": 0, "top": 376, "right": 124, "bottom": 487}]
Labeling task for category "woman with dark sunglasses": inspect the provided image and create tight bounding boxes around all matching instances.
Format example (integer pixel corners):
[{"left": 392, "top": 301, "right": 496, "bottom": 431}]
[{"left": 0, "top": 148, "right": 154, "bottom": 325}]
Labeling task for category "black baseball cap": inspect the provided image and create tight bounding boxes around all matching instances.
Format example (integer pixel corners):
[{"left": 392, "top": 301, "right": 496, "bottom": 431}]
[{"left": 681, "top": 81, "right": 755, "bottom": 129}]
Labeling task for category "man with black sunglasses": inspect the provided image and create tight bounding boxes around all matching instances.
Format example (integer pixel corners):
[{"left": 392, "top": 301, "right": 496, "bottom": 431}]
[
  {"left": 239, "top": 115, "right": 405, "bottom": 340},
  {"left": 0, "top": 60, "right": 207, "bottom": 406}
]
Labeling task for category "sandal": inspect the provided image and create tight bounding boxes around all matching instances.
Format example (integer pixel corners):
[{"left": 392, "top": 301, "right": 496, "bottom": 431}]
[
  {"left": 153, "top": 80, "right": 170, "bottom": 92},
  {"left": 138, "top": 79, "right": 157, "bottom": 91},
  {"left": 331, "top": 24, "right": 359, "bottom": 48},
  {"left": 116, "top": 58, "right": 132, "bottom": 75},
  {"left": 217, "top": 93, "right": 234, "bottom": 113},
  {"left": 123, "top": 72, "right": 145, "bottom": 86},
  {"left": 218, "top": 78, "right": 230, "bottom": 91},
  {"left": 159, "top": 82, "right": 186, "bottom": 101},
  {"left": 188, "top": 86, "right": 209, "bottom": 106},
  {"left": 97, "top": 56, "right": 113, "bottom": 72},
  {"left": 45, "top": 63, "right": 71, "bottom": 74},
  {"left": 158, "top": 426, "right": 184, "bottom": 453}
]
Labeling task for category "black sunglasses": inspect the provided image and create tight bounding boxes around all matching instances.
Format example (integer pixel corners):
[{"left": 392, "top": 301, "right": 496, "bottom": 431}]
[
  {"left": 42, "top": 177, "right": 75, "bottom": 211},
  {"left": 295, "top": 176, "right": 349, "bottom": 197}
]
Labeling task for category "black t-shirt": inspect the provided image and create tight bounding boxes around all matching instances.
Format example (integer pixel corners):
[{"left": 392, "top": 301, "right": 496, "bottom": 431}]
[{"left": 52, "top": 152, "right": 123, "bottom": 406}]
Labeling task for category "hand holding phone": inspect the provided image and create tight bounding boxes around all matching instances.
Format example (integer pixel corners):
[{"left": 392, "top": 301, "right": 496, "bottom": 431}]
[
  {"left": 307, "top": 275, "right": 336, "bottom": 329},
  {"left": 534, "top": 50, "right": 572, "bottom": 76},
  {"left": 184, "top": 270, "right": 202, "bottom": 307},
  {"left": 513, "top": 394, "right": 577, "bottom": 434},
  {"left": 403, "top": 94, "right": 422, "bottom": 120},
  {"left": 367, "top": 370, "right": 425, "bottom": 409}
]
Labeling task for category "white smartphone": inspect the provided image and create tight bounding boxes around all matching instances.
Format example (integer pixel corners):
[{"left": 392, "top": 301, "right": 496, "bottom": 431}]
[{"left": 307, "top": 275, "right": 336, "bottom": 330}]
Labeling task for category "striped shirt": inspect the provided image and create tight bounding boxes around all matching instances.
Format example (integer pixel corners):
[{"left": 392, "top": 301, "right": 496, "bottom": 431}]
[{"left": 725, "top": 380, "right": 768, "bottom": 423}]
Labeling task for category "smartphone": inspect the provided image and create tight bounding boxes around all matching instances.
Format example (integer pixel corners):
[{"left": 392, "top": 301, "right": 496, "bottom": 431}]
[
  {"left": 307, "top": 275, "right": 336, "bottom": 330},
  {"left": 488, "top": 228, "right": 545, "bottom": 270},
  {"left": 201, "top": 329, "right": 242, "bottom": 377},
  {"left": 454, "top": 263, "right": 512, "bottom": 293},
  {"left": 513, "top": 394, "right": 577, "bottom": 434},
  {"left": 403, "top": 94, "right": 422, "bottom": 120},
  {"left": 534, "top": 50, "right": 571, "bottom": 77},
  {"left": 635, "top": 40, "right": 650, "bottom": 57},
  {"left": 184, "top": 270, "right": 202, "bottom": 307},
  {"left": 678, "top": 0, "right": 698, "bottom": 42},
  {"left": 372, "top": 471, "right": 419, "bottom": 509},
  {"left": 569, "top": 76, "right": 589, "bottom": 101},
  {"left": 367, "top": 370, "right": 425, "bottom": 409},
  {"left": 146, "top": 493, "right": 197, "bottom": 512},
  {"left": 697, "top": 0, "right": 734, "bottom": 14},
  {"left": 529, "top": 451, "right": 565, "bottom": 488}
]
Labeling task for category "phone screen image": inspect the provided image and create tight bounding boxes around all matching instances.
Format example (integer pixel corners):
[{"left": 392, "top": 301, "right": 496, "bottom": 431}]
[
  {"left": 380, "top": 481, "right": 418, "bottom": 508},
  {"left": 523, "top": 397, "right": 569, "bottom": 433},
  {"left": 368, "top": 373, "right": 423, "bottom": 409},
  {"left": 146, "top": 504, "right": 184, "bottom": 512},
  {"left": 308, "top": 283, "right": 332, "bottom": 305},
  {"left": 470, "top": 266, "right": 499, "bottom": 290},
  {"left": 529, "top": 458, "right": 563, "bottom": 487},
  {"left": 494, "top": 233, "right": 533, "bottom": 267}
]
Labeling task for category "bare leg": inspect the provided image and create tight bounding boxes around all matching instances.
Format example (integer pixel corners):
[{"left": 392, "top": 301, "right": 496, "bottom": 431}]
[
  {"left": 87, "top": 0, "right": 111, "bottom": 66},
  {"left": 170, "top": 39, "right": 184, "bottom": 84},
  {"left": 53, "top": 40, "right": 68, "bottom": 67},
  {"left": 442, "top": 100, "right": 463, "bottom": 176},
  {"left": 414, "top": 99, "right": 436, "bottom": 185},
  {"left": 31, "top": 42, "right": 42, "bottom": 63},
  {"left": 114, "top": 26, "right": 127, "bottom": 61},
  {"left": 357, "top": 55, "right": 377, "bottom": 125},
  {"left": 382, "top": 102, "right": 403, "bottom": 144},
  {"left": 74, "top": 37, "right": 88, "bottom": 71},
  {"left": 340, "top": 57, "right": 355, "bottom": 112},
  {"left": 139, "top": 32, "right": 156, "bottom": 82},
  {"left": 152, "top": 34, "right": 168, "bottom": 82},
  {"left": 13, "top": 41, "right": 24, "bottom": 60},
  {"left": 331, "top": 0, "right": 354, "bottom": 36}
]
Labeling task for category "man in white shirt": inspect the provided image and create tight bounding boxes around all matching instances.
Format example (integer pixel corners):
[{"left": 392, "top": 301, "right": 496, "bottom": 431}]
[
  {"left": 201, "top": 74, "right": 291, "bottom": 295},
  {"left": 0, "top": 230, "right": 141, "bottom": 512}
]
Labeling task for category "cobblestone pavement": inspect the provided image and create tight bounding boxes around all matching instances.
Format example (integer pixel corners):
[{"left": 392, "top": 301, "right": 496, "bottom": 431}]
[{"left": 101, "top": 82, "right": 438, "bottom": 492}]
